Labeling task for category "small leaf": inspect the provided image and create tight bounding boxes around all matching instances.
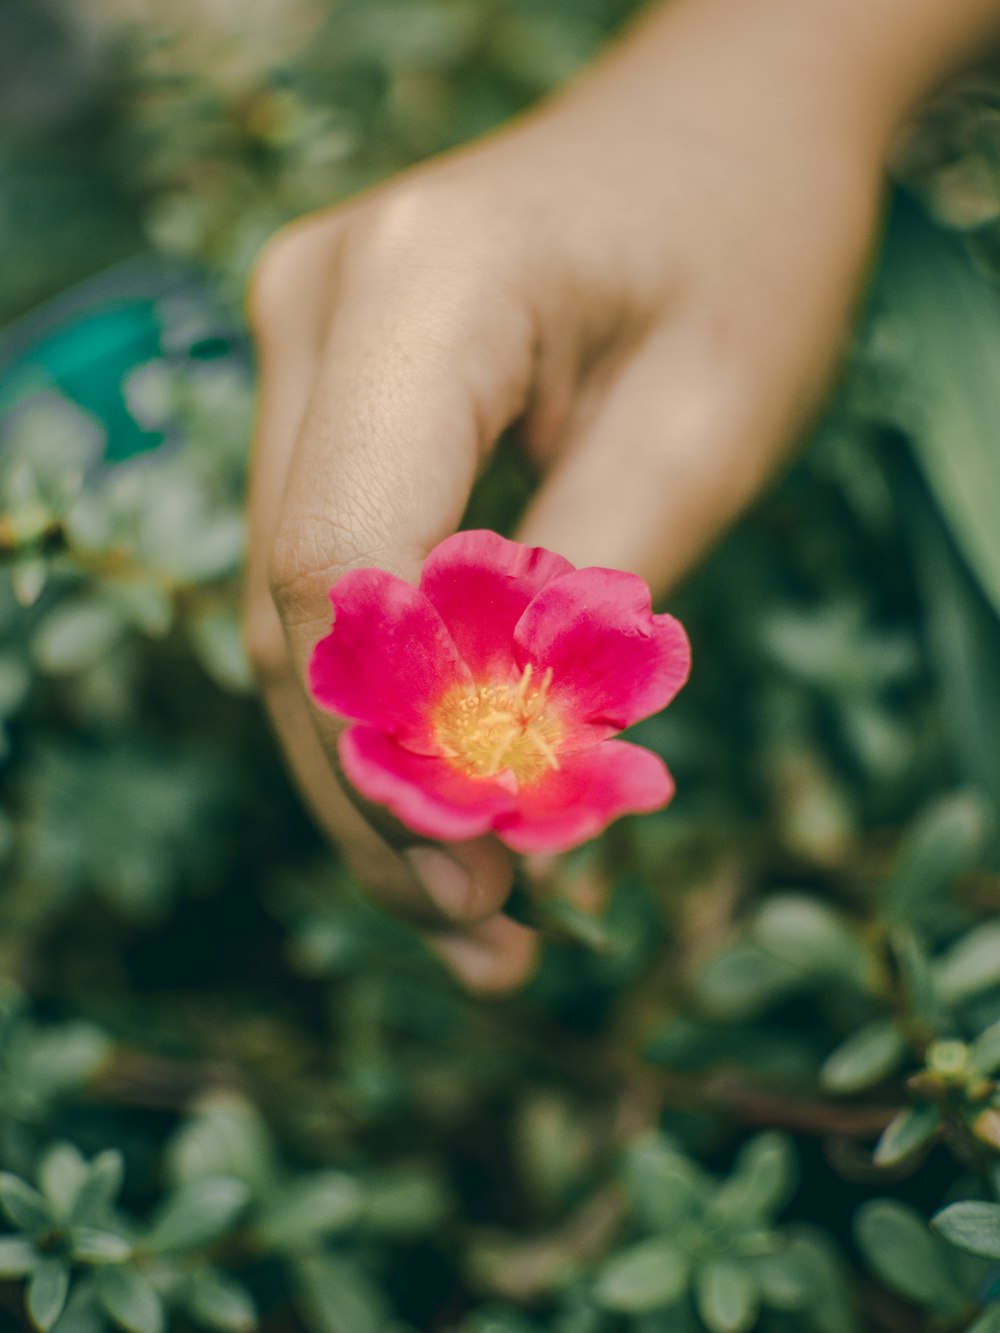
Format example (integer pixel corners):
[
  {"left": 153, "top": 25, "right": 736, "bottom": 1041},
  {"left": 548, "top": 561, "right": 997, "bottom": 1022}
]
[
  {"left": 0, "top": 1173, "right": 51, "bottom": 1234},
  {"left": 695, "top": 940, "right": 801, "bottom": 1020},
  {"left": 39, "top": 1144, "right": 89, "bottom": 1220},
  {"left": 873, "top": 1104, "right": 942, "bottom": 1166},
  {"left": 972, "top": 1108, "right": 1000, "bottom": 1152},
  {"left": 621, "top": 1134, "right": 710, "bottom": 1232},
  {"left": 187, "top": 1268, "right": 257, "bottom": 1332},
  {"left": 27, "top": 1258, "right": 70, "bottom": 1332},
  {"left": 70, "top": 1151, "right": 125, "bottom": 1227},
  {"left": 755, "top": 1245, "right": 811, "bottom": 1311},
  {"left": 594, "top": 1238, "right": 690, "bottom": 1313},
  {"left": 875, "top": 194, "right": 1000, "bottom": 618},
  {"left": 257, "top": 1172, "right": 362, "bottom": 1249},
  {"left": 292, "top": 1252, "right": 388, "bottom": 1333},
  {"left": 753, "top": 895, "right": 868, "bottom": 987},
  {"left": 967, "top": 1305, "right": 1000, "bottom": 1333},
  {"left": 0, "top": 1235, "right": 37, "bottom": 1277},
  {"left": 362, "top": 1166, "right": 448, "bottom": 1237},
  {"left": 694, "top": 1259, "right": 760, "bottom": 1333},
  {"left": 935, "top": 922, "right": 1000, "bottom": 1004},
  {"left": 70, "top": 1229, "right": 133, "bottom": 1263},
  {"left": 167, "top": 1092, "right": 275, "bottom": 1192},
  {"left": 0, "top": 652, "right": 30, "bottom": 716},
  {"left": 33, "top": 600, "right": 125, "bottom": 676},
  {"left": 12, "top": 557, "right": 48, "bottom": 608},
  {"left": 187, "top": 612, "right": 252, "bottom": 693},
  {"left": 98, "top": 1265, "right": 165, "bottom": 1333},
  {"left": 774, "top": 1230, "right": 858, "bottom": 1333},
  {"left": 970, "top": 1021, "right": 1000, "bottom": 1076},
  {"left": 855, "top": 1200, "right": 964, "bottom": 1313},
  {"left": 147, "top": 1176, "right": 249, "bottom": 1252},
  {"left": 890, "top": 927, "right": 939, "bottom": 1025},
  {"left": 883, "top": 792, "right": 990, "bottom": 925},
  {"left": 821, "top": 1021, "right": 907, "bottom": 1094},
  {"left": 709, "top": 1133, "right": 797, "bottom": 1225},
  {"left": 932, "top": 1202, "right": 1000, "bottom": 1260}
]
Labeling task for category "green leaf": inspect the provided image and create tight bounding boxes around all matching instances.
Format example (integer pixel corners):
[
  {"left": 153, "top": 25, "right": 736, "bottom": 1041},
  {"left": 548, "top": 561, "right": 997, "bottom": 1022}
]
[
  {"left": 935, "top": 922, "right": 1000, "bottom": 1004},
  {"left": 694, "top": 1260, "right": 760, "bottom": 1333},
  {"left": 890, "top": 927, "right": 939, "bottom": 1025},
  {"left": 907, "top": 482, "right": 1000, "bottom": 831},
  {"left": 187, "top": 611, "right": 253, "bottom": 693},
  {"left": 821, "top": 1020, "right": 907, "bottom": 1094},
  {"left": 883, "top": 792, "right": 990, "bottom": 925},
  {"left": 0, "top": 652, "right": 30, "bottom": 716},
  {"left": 186, "top": 1268, "right": 256, "bottom": 1332},
  {"left": 875, "top": 192, "right": 1000, "bottom": 619},
  {"left": 97, "top": 1265, "right": 165, "bottom": 1333},
  {"left": 773, "top": 1230, "right": 859, "bottom": 1333},
  {"left": 70, "top": 1229, "right": 133, "bottom": 1263},
  {"left": 12, "top": 557, "right": 48, "bottom": 608},
  {"left": 873, "top": 1104, "right": 942, "bottom": 1166},
  {"left": 167, "top": 1092, "right": 276, "bottom": 1193},
  {"left": 39, "top": 1143, "right": 89, "bottom": 1220},
  {"left": 855, "top": 1200, "right": 964, "bottom": 1313},
  {"left": 621, "top": 1134, "right": 710, "bottom": 1232},
  {"left": 708, "top": 1133, "right": 797, "bottom": 1225},
  {"left": 292, "top": 1252, "right": 388, "bottom": 1333},
  {"left": 147, "top": 1176, "right": 249, "bottom": 1252},
  {"left": 970, "top": 1020, "right": 1000, "bottom": 1075},
  {"left": 33, "top": 599, "right": 126, "bottom": 676},
  {"left": 257, "top": 1171, "right": 363, "bottom": 1249},
  {"left": 594, "top": 1238, "right": 690, "bottom": 1313},
  {"left": 967, "top": 1305, "right": 1000, "bottom": 1333},
  {"left": 27, "top": 1258, "right": 70, "bottom": 1332},
  {"left": 0, "top": 1235, "right": 37, "bottom": 1277},
  {"left": 695, "top": 940, "right": 802, "bottom": 1020},
  {"left": 752, "top": 895, "right": 868, "bottom": 988},
  {"left": 755, "top": 1245, "right": 811, "bottom": 1311},
  {"left": 362, "top": 1166, "right": 448, "bottom": 1237},
  {"left": 70, "top": 1151, "right": 124, "bottom": 1227},
  {"left": 0, "top": 1173, "right": 51, "bottom": 1234},
  {"left": 932, "top": 1201, "right": 1000, "bottom": 1259}
]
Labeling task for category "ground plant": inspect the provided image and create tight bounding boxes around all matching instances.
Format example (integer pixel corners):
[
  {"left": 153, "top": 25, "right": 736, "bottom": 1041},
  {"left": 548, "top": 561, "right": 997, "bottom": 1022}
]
[{"left": 1, "top": 2, "right": 1000, "bottom": 1330}]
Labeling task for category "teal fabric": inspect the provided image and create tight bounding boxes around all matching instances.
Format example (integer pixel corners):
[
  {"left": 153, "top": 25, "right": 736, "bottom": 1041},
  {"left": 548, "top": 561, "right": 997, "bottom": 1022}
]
[{"left": 0, "top": 262, "right": 241, "bottom": 465}]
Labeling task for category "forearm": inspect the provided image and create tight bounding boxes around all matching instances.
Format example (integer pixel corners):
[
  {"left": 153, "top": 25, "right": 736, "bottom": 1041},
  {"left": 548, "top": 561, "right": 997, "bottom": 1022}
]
[{"left": 543, "top": 0, "right": 1000, "bottom": 171}]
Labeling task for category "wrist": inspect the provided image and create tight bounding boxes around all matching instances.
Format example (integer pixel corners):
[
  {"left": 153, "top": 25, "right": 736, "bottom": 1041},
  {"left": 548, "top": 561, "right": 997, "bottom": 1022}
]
[{"left": 572, "top": 0, "right": 1000, "bottom": 168}]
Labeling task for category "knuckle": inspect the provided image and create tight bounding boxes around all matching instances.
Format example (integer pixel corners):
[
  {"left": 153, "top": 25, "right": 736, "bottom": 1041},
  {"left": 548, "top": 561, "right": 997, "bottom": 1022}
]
[
  {"left": 267, "top": 527, "right": 333, "bottom": 622},
  {"left": 342, "top": 182, "right": 505, "bottom": 302},
  {"left": 246, "top": 214, "right": 336, "bottom": 332}
]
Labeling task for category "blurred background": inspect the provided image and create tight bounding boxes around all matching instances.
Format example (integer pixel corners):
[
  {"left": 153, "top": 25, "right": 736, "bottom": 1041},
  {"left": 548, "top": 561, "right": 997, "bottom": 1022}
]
[{"left": 2, "top": 2, "right": 1000, "bottom": 1332}]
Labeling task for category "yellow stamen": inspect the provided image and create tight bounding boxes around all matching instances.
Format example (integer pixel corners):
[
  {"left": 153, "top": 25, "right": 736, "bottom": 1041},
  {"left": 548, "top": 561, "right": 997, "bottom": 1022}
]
[{"left": 431, "top": 663, "right": 563, "bottom": 785}]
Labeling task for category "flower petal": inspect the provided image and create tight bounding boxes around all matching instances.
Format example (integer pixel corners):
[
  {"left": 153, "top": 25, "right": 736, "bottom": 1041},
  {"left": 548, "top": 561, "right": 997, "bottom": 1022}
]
[
  {"left": 495, "top": 740, "right": 674, "bottom": 854},
  {"left": 340, "top": 725, "right": 518, "bottom": 842},
  {"left": 310, "top": 569, "right": 471, "bottom": 750},
  {"left": 420, "top": 529, "right": 575, "bottom": 678},
  {"left": 513, "top": 567, "right": 690, "bottom": 735}
]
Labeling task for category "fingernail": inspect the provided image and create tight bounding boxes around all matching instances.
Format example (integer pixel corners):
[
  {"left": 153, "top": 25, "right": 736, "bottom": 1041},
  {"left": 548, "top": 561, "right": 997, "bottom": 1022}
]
[{"left": 405, "top": 846, "right": 473, "bottom": 919}]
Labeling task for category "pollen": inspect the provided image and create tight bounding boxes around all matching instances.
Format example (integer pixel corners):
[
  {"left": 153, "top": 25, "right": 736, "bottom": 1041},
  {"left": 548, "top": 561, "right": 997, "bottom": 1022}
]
[{"left": 432, "top": 663, "right": 564, "bottom": 785}]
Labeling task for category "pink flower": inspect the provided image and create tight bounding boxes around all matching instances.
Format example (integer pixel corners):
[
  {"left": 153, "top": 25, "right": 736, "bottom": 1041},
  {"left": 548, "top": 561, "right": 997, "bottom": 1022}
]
[{"left": 308, "top": 530, "right": 690, "bottom": 854}]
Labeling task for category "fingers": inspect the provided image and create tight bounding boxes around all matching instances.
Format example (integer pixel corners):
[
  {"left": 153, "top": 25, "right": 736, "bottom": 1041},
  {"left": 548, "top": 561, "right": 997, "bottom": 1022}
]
[
  {"left": 516, "top": 317, "right": 838, "bottom": 598},
  {"left": 245, "top": 199, "right": 540, "bottom": 990}
]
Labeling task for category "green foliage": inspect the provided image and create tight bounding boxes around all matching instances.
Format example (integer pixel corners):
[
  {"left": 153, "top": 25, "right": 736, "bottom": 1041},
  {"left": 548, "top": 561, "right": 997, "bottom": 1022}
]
[{"left": 2, "top": 3, "right": 1000, "bottom": 1332}]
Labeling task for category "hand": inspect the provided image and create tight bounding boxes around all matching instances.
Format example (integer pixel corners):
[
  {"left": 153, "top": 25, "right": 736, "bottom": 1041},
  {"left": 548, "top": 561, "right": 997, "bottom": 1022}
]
[{"left": 244, "top": 0, "right": 991, "bottom": 992}]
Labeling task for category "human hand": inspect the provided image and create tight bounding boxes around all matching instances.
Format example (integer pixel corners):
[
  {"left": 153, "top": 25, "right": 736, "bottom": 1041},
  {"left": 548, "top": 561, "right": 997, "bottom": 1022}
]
[{"left": 244, "top": 0, "right": 994, "bottom": 992}]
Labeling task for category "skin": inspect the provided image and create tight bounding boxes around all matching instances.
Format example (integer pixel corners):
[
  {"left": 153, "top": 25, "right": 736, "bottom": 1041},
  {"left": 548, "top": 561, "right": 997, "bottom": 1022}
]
[{"left": 245, "top": 0, "right": 1000, "bottom": 992}]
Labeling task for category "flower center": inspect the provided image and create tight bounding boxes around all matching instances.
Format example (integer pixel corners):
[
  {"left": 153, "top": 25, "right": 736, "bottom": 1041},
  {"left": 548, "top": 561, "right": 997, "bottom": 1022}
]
[{"left": 431, "top": 663, "right": 563, "bottom": 785}]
